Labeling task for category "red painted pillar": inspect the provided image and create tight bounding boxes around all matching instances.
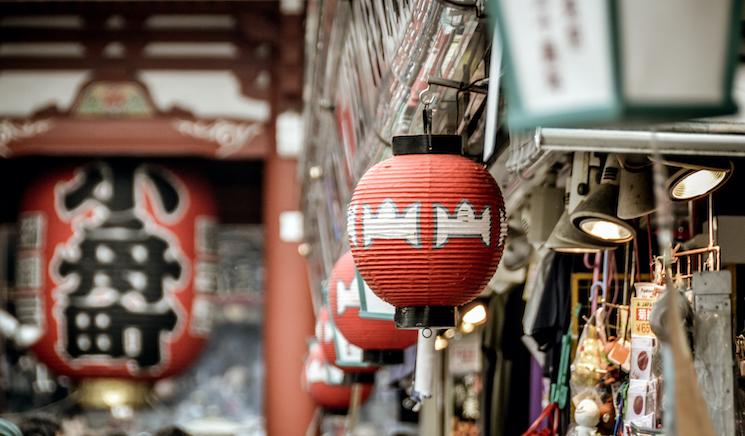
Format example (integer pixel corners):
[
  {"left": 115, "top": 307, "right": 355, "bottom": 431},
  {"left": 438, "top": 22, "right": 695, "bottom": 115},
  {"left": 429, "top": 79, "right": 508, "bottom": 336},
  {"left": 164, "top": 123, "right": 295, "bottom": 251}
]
[{"left": 263, "top": 152, "right": 315, "bottom": 435}]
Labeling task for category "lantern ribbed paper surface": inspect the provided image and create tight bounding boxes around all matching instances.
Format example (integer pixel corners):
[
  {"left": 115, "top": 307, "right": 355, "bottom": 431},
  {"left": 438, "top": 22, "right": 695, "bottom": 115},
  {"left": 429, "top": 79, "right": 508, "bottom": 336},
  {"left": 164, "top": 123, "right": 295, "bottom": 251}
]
[
  {"left": 348, "top": 135, "right": 506, "bottom": 327},
  {"left": 303, "top": 341, "right": 373, "bottom": 411},
  {"left": 16, "top": 161, "right": 217, "bottom": 380},
  {"left": 315, "top": 306, "right": 377, "bottom": 374},
  {"left": 329, "top": 251, "right": 417, "bottom": 352},
  {"left": 315, "top": 306, "right": 337, "bottom": 365}
]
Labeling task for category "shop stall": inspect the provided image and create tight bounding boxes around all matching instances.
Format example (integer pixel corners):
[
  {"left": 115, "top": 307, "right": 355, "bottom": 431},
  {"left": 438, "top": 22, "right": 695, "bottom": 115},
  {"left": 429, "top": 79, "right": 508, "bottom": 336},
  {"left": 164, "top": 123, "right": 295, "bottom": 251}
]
[{"left": 299, "top": 1, "right": 745, "bottom": 435}]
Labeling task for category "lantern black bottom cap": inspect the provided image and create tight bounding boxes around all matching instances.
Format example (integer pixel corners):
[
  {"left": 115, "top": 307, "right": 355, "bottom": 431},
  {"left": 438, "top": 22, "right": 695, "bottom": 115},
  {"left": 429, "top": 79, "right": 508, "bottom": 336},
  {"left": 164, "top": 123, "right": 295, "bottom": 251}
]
[
  {"left": 343, "top": 373, "right": 375, "bottom": 384},
  {"left": 394, "top": 306, "right": 457, "bottom": 329},
  {"left": 362, "top": 349, "right": 405, "bottom": 365}
]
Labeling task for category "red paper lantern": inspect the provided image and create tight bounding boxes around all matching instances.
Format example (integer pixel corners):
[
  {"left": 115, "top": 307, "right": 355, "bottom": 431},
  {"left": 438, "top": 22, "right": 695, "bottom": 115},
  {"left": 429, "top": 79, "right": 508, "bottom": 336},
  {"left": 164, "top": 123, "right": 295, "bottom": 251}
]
[
  {"left": 303, "top": 341, "right": 373, "bottom": 411},
  {"left": 315, "top": 306, "right": 337, "bottom": 365},
  {"left": 15, "top": 162, "right": 217, "bottom": 389},
  {"left": 348, "top": 135, "right": 507, "bottom": 328},
  {"left": 315, "top": 306, "right": 377, "bottom": 378},
  {"left": 328, "top": 251, "right": 417, "bottom": 364}
]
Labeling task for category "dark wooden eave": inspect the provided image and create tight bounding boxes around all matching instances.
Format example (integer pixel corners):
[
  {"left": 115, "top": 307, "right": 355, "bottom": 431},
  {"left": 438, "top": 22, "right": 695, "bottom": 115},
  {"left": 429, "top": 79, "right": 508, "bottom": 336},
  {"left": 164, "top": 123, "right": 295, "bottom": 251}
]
[{"left": 0, "top": 1, "right": 304, "bottom": 158}]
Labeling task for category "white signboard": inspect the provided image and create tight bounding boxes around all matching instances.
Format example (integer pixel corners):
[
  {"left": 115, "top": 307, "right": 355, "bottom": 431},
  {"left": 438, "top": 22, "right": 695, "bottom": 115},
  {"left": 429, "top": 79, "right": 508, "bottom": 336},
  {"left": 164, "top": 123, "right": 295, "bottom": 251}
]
[
  {"left": 448, "top": 335, "right": 482, "bottom": 376},
  {"left": 497, "top": 0, "right": 615, "bottom": 125}
]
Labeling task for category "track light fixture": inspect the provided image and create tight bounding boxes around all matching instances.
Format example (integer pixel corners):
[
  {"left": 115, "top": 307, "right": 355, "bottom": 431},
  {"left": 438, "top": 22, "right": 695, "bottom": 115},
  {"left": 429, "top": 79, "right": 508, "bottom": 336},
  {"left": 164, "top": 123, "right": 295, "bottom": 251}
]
[{"left": 571, "top": 155, "right": 635, "bottom": 243}]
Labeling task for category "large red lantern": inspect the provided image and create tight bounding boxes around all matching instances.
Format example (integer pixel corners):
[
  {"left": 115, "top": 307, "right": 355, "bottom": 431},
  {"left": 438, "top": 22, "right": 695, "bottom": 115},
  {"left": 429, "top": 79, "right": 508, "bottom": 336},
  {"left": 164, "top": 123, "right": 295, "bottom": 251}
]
[
  {"left": 328, "top": 251, "right": 417, "bottom": 364},
  {"left": 348, "top": 135, "right": 506, "bottom": 328},
  {"left": 315, "top": 306, "right": 376, "bottom": 382},
  {"left": 303, "top": 340, "right": 373, "bottom": 411},
  {"left": 15, "top": 161, "right": 217, "bottom": 406}
]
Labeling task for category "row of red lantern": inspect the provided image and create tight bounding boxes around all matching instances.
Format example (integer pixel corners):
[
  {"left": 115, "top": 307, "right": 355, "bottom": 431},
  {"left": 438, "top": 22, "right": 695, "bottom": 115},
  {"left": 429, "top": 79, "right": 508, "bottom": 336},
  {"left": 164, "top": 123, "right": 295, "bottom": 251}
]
[
  {"left": 302, "top": 340, "right": 373, "bottom": 411},
  {"left": 305, "top": 134, "right": 507, "bottom": 409},
  {"left": 328, "top": 251, "right": 418, "bottom": 361}
]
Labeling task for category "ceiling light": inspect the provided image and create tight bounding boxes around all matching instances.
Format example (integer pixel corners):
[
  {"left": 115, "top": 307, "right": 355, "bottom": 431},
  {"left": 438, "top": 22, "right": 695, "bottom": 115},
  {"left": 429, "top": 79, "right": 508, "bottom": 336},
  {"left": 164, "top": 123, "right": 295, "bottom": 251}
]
[
  {"left": 668, "top": 168, "right": 729, "bottom": 201},
  {"left": 547, "top": 154, "right": 618, "bottom": 253},
  {"left": 657, "top": 156, "right": 733, "bottom": 201},
  {"left": 571, "top": 155, "right": 635, "bottom": 243},
  {"left": 546, "top": 211, "right": 616, "bottom": 253},
  {"left": 617, "top": 159, "right": 656, "bottom": 219},
  {"left": 578, "top": 218, "right": 634, "bottom": 242}
]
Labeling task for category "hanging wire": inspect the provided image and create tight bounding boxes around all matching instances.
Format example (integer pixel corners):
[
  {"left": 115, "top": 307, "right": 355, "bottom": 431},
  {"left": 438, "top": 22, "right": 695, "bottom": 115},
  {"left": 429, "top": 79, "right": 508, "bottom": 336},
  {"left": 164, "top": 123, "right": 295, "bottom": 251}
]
[
  {"left": 622, "top": 242, "right": 631, "bottom": 304},
  {"left": 630, "top": 241, "right": 637, "bottom": 297},
  {"left": 374, "top": 129, "right": 394, "bottom": 148},
  {"left": 589, "top": 251, "right": 603, "bottom": 315},
  {"left": 608, "top": 250, "right": 620, "bottom": 307},
  {"left": 455, "top": 77, "right": 488, "bottom": 133},
  {"left": 426, "top": 76, "right": 487, "bottom": 134},
  {"left": 647, "top": 217, "right": 655, "bottom": 276},
  {"left": 633, "top": 233, "right": 641, "bottom": 283}
]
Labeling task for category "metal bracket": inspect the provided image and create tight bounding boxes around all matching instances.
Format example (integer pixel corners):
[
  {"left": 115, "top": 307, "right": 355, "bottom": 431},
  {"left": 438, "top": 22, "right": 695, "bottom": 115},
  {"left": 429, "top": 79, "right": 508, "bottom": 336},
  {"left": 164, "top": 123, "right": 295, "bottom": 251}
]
[{"left": 427, "top": 77, "right": 488, "bottom": 95}]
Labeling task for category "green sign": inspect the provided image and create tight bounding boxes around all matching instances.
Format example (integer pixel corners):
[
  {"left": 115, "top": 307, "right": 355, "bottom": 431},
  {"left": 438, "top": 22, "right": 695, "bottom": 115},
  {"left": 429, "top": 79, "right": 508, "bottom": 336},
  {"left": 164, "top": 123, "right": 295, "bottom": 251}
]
[{"left": 488, "top": 0, "right": 741, "bottom": 129}]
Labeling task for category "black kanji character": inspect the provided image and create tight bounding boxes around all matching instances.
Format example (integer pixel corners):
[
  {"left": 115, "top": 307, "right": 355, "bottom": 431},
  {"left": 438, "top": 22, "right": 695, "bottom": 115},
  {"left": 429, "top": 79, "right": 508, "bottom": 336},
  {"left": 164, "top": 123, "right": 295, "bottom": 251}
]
[{"left": 56, "top": 162, "right": 184, "bottom": 370}]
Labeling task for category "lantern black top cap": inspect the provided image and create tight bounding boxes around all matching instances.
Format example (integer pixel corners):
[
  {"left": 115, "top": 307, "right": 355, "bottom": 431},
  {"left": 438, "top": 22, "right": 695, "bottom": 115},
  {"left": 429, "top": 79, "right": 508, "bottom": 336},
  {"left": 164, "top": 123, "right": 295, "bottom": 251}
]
[{"left": 392, "top": 134, "right": 463, "bottom": 156}]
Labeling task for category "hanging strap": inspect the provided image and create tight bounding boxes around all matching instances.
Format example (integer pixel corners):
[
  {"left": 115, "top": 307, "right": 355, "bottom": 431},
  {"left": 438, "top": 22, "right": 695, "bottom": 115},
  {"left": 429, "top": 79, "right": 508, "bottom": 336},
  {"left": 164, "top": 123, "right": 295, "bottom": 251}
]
[
  {"left": 522, "top": 402, "right": 559, "bottom": 436},
  {"left": 550, "top": 332, "right": 572, "bottom": 409}
]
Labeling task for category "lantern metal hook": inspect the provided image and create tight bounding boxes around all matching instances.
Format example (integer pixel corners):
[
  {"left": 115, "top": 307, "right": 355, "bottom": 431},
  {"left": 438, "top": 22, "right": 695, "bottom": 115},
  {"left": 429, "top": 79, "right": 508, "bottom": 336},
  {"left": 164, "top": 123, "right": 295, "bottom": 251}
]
[
  {"left": 419, "top": 85, "right": 437, "bottom": 107},
  {"left": 420, "top": 86, "right": 436, "bottom": 150}
]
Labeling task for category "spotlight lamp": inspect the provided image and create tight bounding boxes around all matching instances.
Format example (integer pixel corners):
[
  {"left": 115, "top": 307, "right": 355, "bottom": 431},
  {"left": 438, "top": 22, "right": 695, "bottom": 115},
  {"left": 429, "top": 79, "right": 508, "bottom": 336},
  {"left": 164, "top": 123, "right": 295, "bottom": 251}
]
[
  {"left": 546, "top": 154, "right": 618, "bottom": 253},
  {"left": 617, "top": 157, "right": 656, "bottom": 219},
  {"left": 571, "top": 155, "right": 635, "bottom": 243},
  {"left": 546, "top": 211, "right": 617, "bottom": 253},
  {"left": 461, "top": 303, "right": 487, "bottom": 325},
  {"left": 664, "top": 158, "right": 733, "bottom": 201}
]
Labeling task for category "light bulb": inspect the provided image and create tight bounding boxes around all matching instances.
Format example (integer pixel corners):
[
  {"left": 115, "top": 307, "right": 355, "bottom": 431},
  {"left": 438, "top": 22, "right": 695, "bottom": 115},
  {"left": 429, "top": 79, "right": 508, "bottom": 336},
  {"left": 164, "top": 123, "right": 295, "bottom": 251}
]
[
  {"left": 434, "top": 336, "right": 449, "bottom": 351},
  {"left": 579, "top": 218, "right": 633, "bottom": 242},
  {"left": 671, "top": 169, "right": 728, "bottom": 200},
  {"left": 461, "top": 322, "right": 475, "bottom": 334},
  {"left": 461, "top": 304, "right": 487, "bottom": 325},
  {"left": 101, "top": 389, "right": 126, "bottom": 407}
]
